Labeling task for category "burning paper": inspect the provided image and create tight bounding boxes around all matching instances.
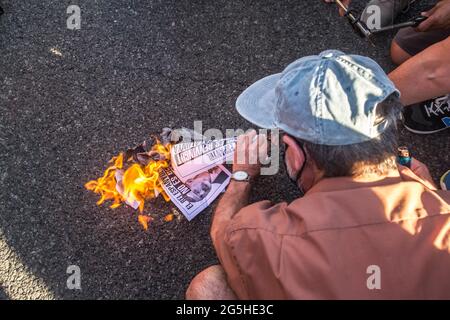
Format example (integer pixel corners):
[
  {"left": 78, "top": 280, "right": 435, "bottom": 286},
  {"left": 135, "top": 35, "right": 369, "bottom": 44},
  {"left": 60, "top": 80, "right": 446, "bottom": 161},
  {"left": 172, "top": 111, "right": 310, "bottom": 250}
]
[
  {"left": 84, "top": 135, "right": 172, "bottom": 214},
  {"left": 85, "top": 129, "right": 233, "bottom": 226}
]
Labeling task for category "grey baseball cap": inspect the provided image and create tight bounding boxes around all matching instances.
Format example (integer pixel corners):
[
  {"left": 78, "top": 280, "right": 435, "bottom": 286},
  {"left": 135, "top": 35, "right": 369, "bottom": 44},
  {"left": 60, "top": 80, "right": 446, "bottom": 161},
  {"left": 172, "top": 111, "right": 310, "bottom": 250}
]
[{"left": 236, "top": 50, "right": 400, "bottom": 145}]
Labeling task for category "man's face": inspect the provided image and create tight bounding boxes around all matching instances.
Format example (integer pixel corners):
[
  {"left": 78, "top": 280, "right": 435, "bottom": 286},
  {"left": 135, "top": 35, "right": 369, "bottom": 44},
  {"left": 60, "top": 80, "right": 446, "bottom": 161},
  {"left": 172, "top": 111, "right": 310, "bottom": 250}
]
[{"left": 185, "top": 172, "right": 212, "bottom": 202}]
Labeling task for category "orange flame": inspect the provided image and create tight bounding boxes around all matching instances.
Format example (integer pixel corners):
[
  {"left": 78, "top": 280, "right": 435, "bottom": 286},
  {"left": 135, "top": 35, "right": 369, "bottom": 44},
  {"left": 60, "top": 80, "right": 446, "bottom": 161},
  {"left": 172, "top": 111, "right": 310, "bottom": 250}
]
[
  {"left": 85, "top": 141, "right": 172, "bottom": 219},
  {"left": 84, "top": 154, "right": 125, "bottom": 209},
  {"left": 138, "top": 215, "right": 153, "bottom": 230},
  {"left": 164, "top": 213, "right": 174, "bottom": 222}
]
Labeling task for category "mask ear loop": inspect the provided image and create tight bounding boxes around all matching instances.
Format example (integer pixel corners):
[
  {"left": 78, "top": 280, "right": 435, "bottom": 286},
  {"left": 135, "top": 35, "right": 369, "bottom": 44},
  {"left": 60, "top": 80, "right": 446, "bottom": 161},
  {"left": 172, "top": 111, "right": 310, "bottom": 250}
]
[
  {"left": 282, "top": 137, "right": 308, "bottom": 195},
  {"left": 294, "top": 143, "right": 307, "bottom": 195}
]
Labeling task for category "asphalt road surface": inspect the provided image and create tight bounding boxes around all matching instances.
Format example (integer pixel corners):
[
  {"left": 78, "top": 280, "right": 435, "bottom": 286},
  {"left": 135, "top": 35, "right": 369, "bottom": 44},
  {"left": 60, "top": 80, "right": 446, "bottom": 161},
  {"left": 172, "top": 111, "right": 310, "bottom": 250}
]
[{"left": 0, "top": 0, "right": 448, "bottom": 299}]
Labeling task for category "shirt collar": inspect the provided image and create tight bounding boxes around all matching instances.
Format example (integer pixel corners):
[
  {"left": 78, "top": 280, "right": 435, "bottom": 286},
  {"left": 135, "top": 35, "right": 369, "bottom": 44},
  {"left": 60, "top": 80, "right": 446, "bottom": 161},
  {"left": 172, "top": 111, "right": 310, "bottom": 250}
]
[{"left": 306, "top": 170, "right": 408, "bottom": 195}]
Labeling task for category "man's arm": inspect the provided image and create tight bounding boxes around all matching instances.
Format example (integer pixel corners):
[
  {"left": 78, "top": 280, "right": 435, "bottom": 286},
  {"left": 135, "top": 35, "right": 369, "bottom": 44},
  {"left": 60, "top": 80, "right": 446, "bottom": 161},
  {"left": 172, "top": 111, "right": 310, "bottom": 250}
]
[
  {"left": 388, "top": 0, "right": 450, "bottom": 105},
  {"left": 388, "top": 36, "right": 450, "bottom": 105},
  {"left": 210, "top": 130, "right": 267, "bottom": 244},
  {"left": 210, "top": 181, "right": 251, "bottom": 244}
]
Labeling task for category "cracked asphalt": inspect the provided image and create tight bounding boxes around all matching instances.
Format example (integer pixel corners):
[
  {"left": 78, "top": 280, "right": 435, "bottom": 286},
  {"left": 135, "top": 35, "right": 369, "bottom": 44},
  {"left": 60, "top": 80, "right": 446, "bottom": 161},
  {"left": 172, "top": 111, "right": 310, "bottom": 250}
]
[{"left": 0, "top": 0, "right": 448, "bottom": 299}]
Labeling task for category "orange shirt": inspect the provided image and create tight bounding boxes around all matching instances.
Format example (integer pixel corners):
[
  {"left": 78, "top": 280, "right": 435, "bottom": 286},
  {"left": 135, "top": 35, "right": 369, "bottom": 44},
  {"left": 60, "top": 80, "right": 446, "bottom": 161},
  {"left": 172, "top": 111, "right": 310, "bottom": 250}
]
[{"left": 212, "top": 168, "right": 450, "bottom": 299}]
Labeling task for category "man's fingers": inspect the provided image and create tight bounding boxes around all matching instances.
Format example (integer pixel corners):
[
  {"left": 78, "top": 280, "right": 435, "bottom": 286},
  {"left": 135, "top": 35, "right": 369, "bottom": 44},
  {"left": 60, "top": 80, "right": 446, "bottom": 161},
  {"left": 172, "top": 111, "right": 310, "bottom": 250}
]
[
  {"left": 246, "top": 130, "right": 257, "bottom": 164},
  {"left": 257, "top": 134, "right": 268, "bottom": 148},
  {"left": 417, "top": 14, "right": 435, "bottom": 31},
  {"left": 235, "top": 130, "right": 257, "bottom": 164},
  {"left": 236, "top": 134, "right": 245, "bottom": 148},
  {"left": 410, "top": 157, "right": 426, "bottom": 171},
  {"left": 323, "top": 0, "right": 351, "bottom": 4},
  {"left": 342, "top": 0, "right": 351, "bottom": 8},
  {"left": 235, "top": 132, "right": 269, "bottom": 165},
  {"left": 235, "top": 133, "right": 249, "bottom": 164},
  {"left": 410, "top": 158, "right": 431, "bottom": 177},
  {"left": 322, "top": 0, "right": 351, "bottom": 16},
  {"left": 417, "top": 6, "right": 437, "bottom": 32},
  {"left": 247, "top": 129, "right": 257, "bottom": 142},
  {"left": 257, "top": 135, "right": 270, "bottom": 164},
  {"left": 417, "top": 4, "right": 439, "bottom": 31},
  {"left": 236, "top": 134, "right": 247, "bottom": 154},
  {"left": 248, "top": 133, "right": 263, "bottom": 165},
  {"left": 422, "top": 4, "right": 438, "bottom": 18},
  {"left": 338, "top": 0, "right": 351, "bottom": 16}
]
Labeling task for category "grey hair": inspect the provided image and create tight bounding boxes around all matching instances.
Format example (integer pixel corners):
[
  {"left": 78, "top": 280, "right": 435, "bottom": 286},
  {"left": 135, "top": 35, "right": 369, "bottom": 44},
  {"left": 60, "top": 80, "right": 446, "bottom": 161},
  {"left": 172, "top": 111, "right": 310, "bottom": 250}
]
[{"left": 297, "top": 94, "right": 403, "bottom": 178}]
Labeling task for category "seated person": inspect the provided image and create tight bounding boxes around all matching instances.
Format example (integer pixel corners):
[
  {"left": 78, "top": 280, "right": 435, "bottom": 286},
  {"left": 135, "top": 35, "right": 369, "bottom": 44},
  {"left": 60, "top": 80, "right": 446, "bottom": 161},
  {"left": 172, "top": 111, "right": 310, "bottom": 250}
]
[
  {"left": 389, "top": 0, "right": 450, "bottom": 134},
  {"left": 324, "top": 0, "right": 450, "bottom": 134},
  {"left": 186, "top": 51, "right": 450, "bottom": 299}
]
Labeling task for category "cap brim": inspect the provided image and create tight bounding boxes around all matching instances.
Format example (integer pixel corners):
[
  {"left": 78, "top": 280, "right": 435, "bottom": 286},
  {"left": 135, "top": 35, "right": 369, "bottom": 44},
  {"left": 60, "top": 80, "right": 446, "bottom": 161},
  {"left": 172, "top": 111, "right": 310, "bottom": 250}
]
[{"left": 236, "top": 73, "right": 281, "bottom": 129}]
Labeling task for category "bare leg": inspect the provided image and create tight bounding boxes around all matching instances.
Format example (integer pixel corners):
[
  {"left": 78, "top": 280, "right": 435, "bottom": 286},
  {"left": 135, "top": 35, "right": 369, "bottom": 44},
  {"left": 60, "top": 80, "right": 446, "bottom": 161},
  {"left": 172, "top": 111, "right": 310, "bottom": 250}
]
[
  {"left": 186, "top": 265, "right": 238, "bottom": 300},
  {"left": 389, "top": 36, "right": 450, "bottom": 106}
]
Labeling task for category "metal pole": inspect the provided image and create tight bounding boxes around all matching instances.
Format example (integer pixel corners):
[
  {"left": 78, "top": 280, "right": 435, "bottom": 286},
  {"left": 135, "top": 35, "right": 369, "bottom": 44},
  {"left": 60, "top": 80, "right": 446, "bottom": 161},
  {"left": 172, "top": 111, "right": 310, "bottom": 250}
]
[{"left": 334, "top": 0, "right": 372, "bottom": 38}]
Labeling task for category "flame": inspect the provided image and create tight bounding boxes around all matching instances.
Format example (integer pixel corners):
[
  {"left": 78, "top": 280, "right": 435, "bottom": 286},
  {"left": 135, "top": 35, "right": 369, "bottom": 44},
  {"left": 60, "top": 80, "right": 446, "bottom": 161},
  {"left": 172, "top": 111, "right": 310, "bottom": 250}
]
[
  {"left": 138, "top": 215, "right": 153, "bottom": 230},
  {"left": 164, "top": 213, "right": 174, "bottom": 222},
  {"left": 85, "top": 140, "right": 172, "bottom": 221},
  {"left": 84, "top": 154, "right": 124, "bottom": 209}
]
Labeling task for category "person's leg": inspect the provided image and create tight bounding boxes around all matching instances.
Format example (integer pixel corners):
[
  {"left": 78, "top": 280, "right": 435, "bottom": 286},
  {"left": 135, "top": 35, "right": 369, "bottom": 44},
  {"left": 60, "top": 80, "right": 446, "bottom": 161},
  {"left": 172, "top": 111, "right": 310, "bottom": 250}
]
[
  {"left": 186, "top": 265, "right": 238, "bottom": 300},
  {"left": 389, "top": 27, "right": 450, "bottom": 134},
  {"left": 390, "top": 26, "right": 450, "bottom": 67},
  {"left": 390, "top": 40, "right": 412, "bottom": 65},
  {"left": 389, "top": 36, "right": 450, "bottom": 106}
]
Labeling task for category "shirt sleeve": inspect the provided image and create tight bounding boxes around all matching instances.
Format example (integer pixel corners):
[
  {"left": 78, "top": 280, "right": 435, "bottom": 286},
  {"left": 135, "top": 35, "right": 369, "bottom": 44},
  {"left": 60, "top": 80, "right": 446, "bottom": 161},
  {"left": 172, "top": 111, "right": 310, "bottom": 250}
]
[{"left": 211, "top": 200, "right": 288, "bottom": 299}]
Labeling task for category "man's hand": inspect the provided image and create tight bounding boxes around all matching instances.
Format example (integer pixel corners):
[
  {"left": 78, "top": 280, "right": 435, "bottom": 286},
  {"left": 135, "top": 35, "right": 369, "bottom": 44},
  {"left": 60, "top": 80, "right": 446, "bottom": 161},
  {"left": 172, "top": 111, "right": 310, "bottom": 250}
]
[
  {"left": 417, "top": 0, "right": 450, "bottom": 32},
  {"left": 410, "top": 157, "right": 436, "bottom": 186},
  {"left": 233, "top": 130, "right": 268, "bottom": 179},
  {"left": 323, "top": 0, "right": 351, "bottom": 16},
  {"left": 399, "top": 157, "right": 437, "bottom": 189}
]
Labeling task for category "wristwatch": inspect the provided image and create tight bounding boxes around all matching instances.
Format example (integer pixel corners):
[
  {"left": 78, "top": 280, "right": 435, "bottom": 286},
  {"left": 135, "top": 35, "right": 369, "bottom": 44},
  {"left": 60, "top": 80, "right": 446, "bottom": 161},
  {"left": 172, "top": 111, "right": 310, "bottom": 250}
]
[{"left": 231, "top": 171, "right": 250, "bottom": 182}]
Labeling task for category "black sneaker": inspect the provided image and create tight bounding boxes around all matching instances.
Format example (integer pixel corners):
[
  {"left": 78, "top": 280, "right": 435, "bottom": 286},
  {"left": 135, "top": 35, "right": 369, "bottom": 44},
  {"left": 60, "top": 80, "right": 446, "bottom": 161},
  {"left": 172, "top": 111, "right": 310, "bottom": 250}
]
[{"left": 403, "top": 95, "right": 450, "bottom": 134}]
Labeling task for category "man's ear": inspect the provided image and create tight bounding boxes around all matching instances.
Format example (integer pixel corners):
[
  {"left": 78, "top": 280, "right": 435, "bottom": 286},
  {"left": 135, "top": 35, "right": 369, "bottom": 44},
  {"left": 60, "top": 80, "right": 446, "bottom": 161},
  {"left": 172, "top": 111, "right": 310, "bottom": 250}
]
[{"left": 282, "top": 135, "right": 306, "bottom": 175}]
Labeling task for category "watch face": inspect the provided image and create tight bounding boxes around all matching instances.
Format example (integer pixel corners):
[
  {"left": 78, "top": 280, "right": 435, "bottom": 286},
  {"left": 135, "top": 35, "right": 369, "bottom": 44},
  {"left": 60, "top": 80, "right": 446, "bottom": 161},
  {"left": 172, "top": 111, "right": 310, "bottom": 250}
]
[{"left": 233, "top": 171, "right": 248, "bottom": 181}]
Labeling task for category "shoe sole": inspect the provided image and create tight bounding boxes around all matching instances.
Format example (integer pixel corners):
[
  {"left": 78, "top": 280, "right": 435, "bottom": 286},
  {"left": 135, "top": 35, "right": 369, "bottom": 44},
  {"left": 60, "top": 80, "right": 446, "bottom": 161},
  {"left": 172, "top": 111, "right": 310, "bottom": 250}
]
[{"left": 403, "top": 123, "right": 450, "bottom": 135}]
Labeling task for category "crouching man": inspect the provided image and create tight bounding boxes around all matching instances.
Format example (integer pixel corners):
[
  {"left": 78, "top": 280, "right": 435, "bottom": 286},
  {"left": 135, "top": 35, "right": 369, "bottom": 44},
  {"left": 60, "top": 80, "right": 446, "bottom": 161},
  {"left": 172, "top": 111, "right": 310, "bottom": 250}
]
[{"left": 187, "top": 51, "right": 450, "bottom": 299}]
